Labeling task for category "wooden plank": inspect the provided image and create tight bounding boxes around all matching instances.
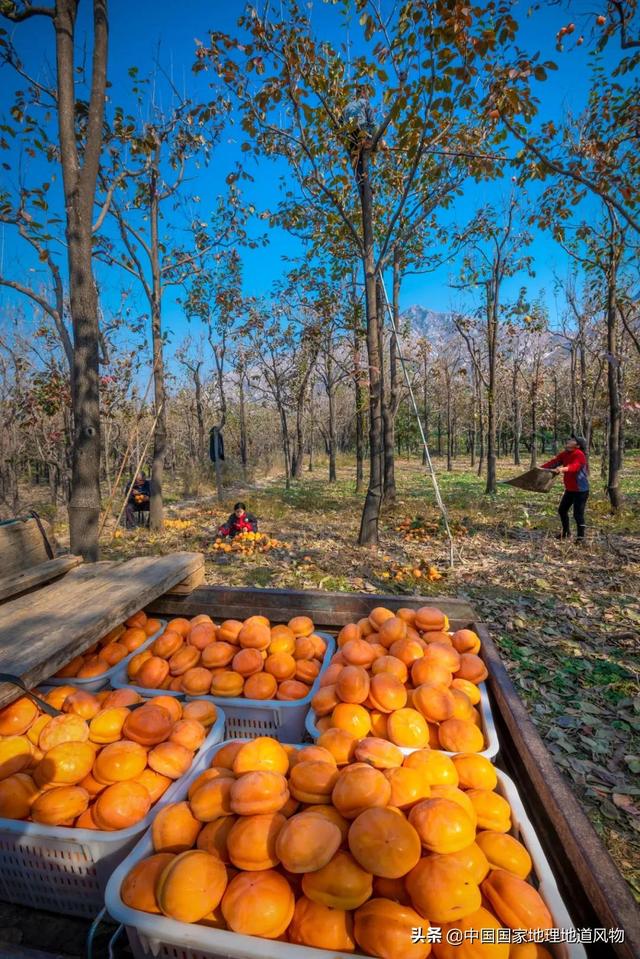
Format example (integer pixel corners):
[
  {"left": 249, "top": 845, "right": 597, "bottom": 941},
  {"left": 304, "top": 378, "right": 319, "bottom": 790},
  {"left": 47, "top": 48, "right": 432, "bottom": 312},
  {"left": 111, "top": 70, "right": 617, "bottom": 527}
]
[
  {"left": 149, "top": 586, "right": 476, "bottom": 630},
  {"left": 478, "top": 623, "right": 640, "bottom": 959},
  {"left": 0, "top": 552, "right": 204, "bottom": 707},
  {"left": 0, "top": 517, "right": 56, "bottom": 577},
  {"left": 165, "top": 561, "right": 205, "bottom": 595},
  {"left": 0, "top": 555, "right": 83, "bottom": 604}
]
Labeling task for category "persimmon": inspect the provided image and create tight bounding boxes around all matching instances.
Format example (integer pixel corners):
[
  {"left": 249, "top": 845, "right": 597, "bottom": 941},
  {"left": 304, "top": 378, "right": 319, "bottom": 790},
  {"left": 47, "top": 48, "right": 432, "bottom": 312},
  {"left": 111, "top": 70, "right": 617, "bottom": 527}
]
[
  {"left": 97, "top": 642, "right": 128, "bottom": 667},
  {"left": 88, "top": 707, "right": 129, "bottom": 744},
  {"left": 296, "top": 659, "right": 321, "bottom": 684},
  {"left": 289, "top": 760, "right": 339, "bottom": 804},
  {"left": 411, "top": 659, "right": 452, "bottom": 687},
  {"left": 354, "top": 898, "right": 433, "bottom": 959},
  {"left": 121, "top": 852, "right": 173, "bottom": 913},
  {"left": 369, "top": 674, "right": 407, "bottom": 713},
  {"left": 120, "top": 627, "right": 148, "bottom": 653},
  {"left": 212, "top": 740, "right": 243, "bottom": 769},
  {"left": 201, "top": 641, "right": 235, "bottom": 669},
  {"left": 133, "top": 768, "right": 172, "bottom": 803},
  {"left": 166, "top": 618, "right": 191, "bottom": 638},
  {"left": 197, "top": 815, "right": 237, "bottom": 862},
  {"left": 368, "top": 607, "right": 395, "bottom": 630},
  {"left": 43, "top": 686, "right": 76, "bottom": 710},
  {"left": 92, "top": 740, "right": 147, "bottom": 784},
  {"left": 75, "top": 805, "right": 100, "bottom": 829},
  {"left": 437, "top": 908, "right": 509, "bottom": 959},
  {"left": 466, "top": 789, "right": 511, "bottom": 832},
  {"left": 263, "top": 651, "right": 295, "bottom": 681},
  {"left": 37, "top": 715, "right": 88, "bottom": 755},
  {"left": 474, "top": 831, "right": 531, "bottom": 879},
  {"left": 331, "top": 703, "right": 372, "bottom": 738},
  {"left": 354, "top": 737, "right": 403, "bottom": 770},
  {"left": 179, "top": 667, "right": 212, "bottom": 696},
  {"left": 302, "top": 850, "right": 373, "bottom": 910},
  {"left": 288, "top": 895, "right": 355, "bottom": 951},
  {"left": 421, "top": 630, "right": 452, "bottom": 646},
  {"left": 369, "top": 710, "right": 389, "bottom": 739},
  {"left": 332, "top": 763, "right": 391, "bottom": 819},
  {"left": 296, "top": 745, "right": 337, "bottom": 766},
  {"left": 232, "top": 737, "right": 289, "bottom": 775},
  {"left": 188, "top": 622, "right": 217, "bottom": 650},
  {"left": 144, "top": 617, "right": 162, "bottom": 636},
  {"left": 243, "top": 672, "right": 278, "bottom": 700},
  {"left": 152, "top": 631, "right": 183, "bottom": 659},
  {"left": 481, "top": 869, "right": 553, "bottom": 931},
  {"left": 336, "top": 665, "right": 370, "bottom": 704},
  {"left": 278, "top": 678, "right": 309, "bottom": 699},
  {"left": 189, "top": 777, "right": 234, "bottom": 821},
  {"left": 406, "top": 856, "right": 481, "bottom": 923},
  {"left": 168, "top": 646, "right": 200, "bottom": 677},
  {"left": 436, "top": 842, "right": 490, "bottom": 884},
  {"left": 0, "top": 772, "right": 38, "bottom": 819},
  {"left": 317, "top": 728, "right": 358, "bottom": 766},
  {"left": 32, "top": 785, "right": 89, "bottom": 826},
  {"left": 103, "top": 689, "right": 143, "bottom": 709},
  {"left": 157, "top": 849, "right": 228, "bottom": 922},
  {"left": 0, "top": 736, "right": 33, "bottom": 780},
  {"left": 309, "top": 633, "right": 327, "bottom": 658},
  {"left": 232, "top": 647, "right": 264, "bottom": 677},
  {"left": 238, "top": 621, "right": 271, "bottom": 650},
  {"left": 383, "top": 766, "right": 430, "bottom": 809},
  {"left": 182, "top": 700, "right": 217, "bottom": 727},
  {"left": 126, "top": 611, "right": 147, "bottom": 629},
  {"left": 408, "top": 798, "right": 475, "bottom": 854},
  {"left": 349, "top": 806, "right": 421, "bottom": 878},
  {"left": 135, "top": 656, "right": 170, "bottom": 688},
  {"left": 412, "top": 684, "right": 456, "bottom": 724},
  {"left": 35, "top": 740, "right": 96, "bottom": 787},
  {"left": 456, "top": 652, "right": 488, "bottom": 684},
  {"left": 229, "top": 770, "right": 289, "bottom": 815},
  {"left": 217, "top": 619, "right": 243, "bottom": 644},
  {"left": 430, "top": 785, "right": 477, "bottom": 827},
  {"left": 451, "top": 629, "right": 482, "bottom": 655},
  {"left": 451, "top": 677, "right": 482, "bottom": 705},
  {"left": 222, "top": 869, "right": 294, "bottom": 938},
  {"left": 414, "top": 606, "right": 449, "bottom": 632},
  {"left": 289, "top": 615, "right": 314, "bottom": 637},
  {"left": 311, "top": 684, "right": 340, "bottom": 717},
  {"left": 226, "top": 811, "right": 286, "bottom": 870},
  {"left": 148, "top": 742, "right": 193, "bottom": 780},
  {"left": 452, "top": 754, "right": 497, "bottom": 791},
  {"left": 387, "top": 708, "right": 429, "bottom": 748},
  {"left": 403, "top": 749, "right": 458, "bottom": 787},
  {"left": 187, "top": 767, "right": 235, "bottom": 801},
  {"left": 54, "top": 656, "right": 86, "bottom": 679},
  {"left": 269, "top": 624, "right": 296, "bottom": 654},
  {"left": 94, "top": 779, "right": 151, "bottom": 829},
  {"left": 122, "top": 704, "right": 172, "bottom": 747},
  {"left": 294, "top": 636, "right": 317, "bottom": 661},
  {"left": 169, "top": 719, "right": 206, "bottom": 752},
  {"left": 449, "top": 688, "right": 475, "bottom": 722},
  {"left": 438, "top": 718, "right": 484, "bottom": 754},
  {"left": 423, "top": 643, "right": 460, "bottom": 674},
  {"left": 152, "top": 801, "right": 202, "bottom": 853}
]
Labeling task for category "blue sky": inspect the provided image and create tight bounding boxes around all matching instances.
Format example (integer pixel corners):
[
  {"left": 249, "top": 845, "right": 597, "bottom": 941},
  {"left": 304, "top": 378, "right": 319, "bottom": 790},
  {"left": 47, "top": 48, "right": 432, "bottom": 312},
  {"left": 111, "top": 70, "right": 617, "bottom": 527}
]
[{"left": 0, "top": 0, "right": 619, "bottom": 366}]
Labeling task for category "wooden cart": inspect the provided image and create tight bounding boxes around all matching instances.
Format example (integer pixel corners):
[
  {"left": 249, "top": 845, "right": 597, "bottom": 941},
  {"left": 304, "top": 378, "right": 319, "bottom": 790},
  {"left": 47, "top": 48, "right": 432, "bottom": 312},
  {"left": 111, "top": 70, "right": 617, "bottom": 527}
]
[{"left": 0, "top": 573, "right": 638, "bottom": 958}]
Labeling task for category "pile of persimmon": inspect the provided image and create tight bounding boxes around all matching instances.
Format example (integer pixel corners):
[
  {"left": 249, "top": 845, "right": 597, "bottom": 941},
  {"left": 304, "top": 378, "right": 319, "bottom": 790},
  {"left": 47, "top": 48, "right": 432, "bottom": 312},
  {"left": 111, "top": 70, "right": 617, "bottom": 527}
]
[
  {"left": 0, "top": 686, "right": 217, "bottom": 830},
  {"left": 310, "top": 605, "right": 489, "bottom": 755},
  {"left": 126, "top": 613, "right": 326, "bottom": 701},
  {"left": 120, "top": 735, "right": 553, "bottom": 959},
  {"left": 53, "top": 609, "right": 162, "bottom": 681}
]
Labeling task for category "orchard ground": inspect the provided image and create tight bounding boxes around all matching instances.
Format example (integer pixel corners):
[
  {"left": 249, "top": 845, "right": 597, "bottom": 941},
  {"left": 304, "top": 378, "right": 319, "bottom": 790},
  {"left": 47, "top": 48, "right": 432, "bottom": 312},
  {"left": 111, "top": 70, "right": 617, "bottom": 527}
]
[{"left": 59, "top": 455, "right": 640, "bottom": 899}]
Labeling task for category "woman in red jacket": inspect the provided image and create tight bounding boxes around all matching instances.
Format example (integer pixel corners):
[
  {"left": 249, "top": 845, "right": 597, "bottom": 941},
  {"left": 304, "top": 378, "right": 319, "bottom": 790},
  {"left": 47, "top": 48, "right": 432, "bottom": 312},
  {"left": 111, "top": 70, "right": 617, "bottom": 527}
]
[{"left": 542, "top": 436, "right": 589, "bottom": 541}]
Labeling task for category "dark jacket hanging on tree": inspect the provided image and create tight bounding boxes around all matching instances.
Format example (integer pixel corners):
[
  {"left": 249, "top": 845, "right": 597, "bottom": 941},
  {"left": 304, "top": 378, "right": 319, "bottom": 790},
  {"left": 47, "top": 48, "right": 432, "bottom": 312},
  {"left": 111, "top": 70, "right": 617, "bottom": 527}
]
[{"left": 209, "top": 429, "right": 225, "bottom": 462}]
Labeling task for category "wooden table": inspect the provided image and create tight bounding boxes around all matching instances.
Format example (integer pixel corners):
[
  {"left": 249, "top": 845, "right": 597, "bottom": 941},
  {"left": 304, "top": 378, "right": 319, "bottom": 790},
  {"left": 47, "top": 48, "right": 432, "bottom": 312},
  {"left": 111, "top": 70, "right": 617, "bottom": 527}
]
[{"left": 0, "top": 552, "right": 204, "bottom": 706}]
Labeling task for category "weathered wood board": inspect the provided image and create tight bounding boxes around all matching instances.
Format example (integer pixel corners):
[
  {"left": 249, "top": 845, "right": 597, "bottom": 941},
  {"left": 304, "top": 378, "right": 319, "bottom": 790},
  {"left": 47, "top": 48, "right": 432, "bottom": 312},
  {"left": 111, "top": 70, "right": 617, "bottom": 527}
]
[
  {"left": 0, "top": 517, "right": 57, "bottom": 577},
  {"left": 0, "top": 552, "right": 204, "bottom": 707},
  {"left": 149, "top": 585, "right": 476, "bottom": 630},
  {"left": 0, "top": 555, "right": 83, "bottom": 604}
]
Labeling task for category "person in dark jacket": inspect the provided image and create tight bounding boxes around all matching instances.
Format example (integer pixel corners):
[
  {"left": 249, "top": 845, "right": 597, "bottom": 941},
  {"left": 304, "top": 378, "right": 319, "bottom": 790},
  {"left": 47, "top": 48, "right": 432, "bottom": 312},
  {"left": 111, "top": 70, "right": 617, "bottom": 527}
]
[
  {"left": 218, "top": 502, "right": 258, "bottom": 539},
  {"left": 541, "top": 436, "right": 589, "bottom": 541},
  {"left": 125, "top": 472, "right": 151, "bottom": 528}
]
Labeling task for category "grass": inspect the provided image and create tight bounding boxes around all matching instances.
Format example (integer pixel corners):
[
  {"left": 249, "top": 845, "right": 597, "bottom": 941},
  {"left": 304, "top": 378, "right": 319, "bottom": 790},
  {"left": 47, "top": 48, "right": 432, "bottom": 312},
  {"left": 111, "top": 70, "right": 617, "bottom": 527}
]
[{"left": 52, "top": 451, "right": 640, "bottom": 898}]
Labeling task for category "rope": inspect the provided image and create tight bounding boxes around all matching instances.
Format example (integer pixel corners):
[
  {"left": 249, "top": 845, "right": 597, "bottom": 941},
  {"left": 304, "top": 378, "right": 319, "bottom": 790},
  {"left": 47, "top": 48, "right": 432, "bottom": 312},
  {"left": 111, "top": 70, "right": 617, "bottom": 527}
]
[
  {"left": 110, "top": 402, "right": 164, "bottom": 538},
  {"left": 377, "top": 272, "right": 457, "bottom": 568}
]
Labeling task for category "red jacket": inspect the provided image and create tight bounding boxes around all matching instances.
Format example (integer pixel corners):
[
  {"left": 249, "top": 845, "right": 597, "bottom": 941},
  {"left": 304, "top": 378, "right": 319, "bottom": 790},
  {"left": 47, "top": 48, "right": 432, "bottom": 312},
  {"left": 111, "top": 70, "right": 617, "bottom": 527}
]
[
  {"left": 541, "top": 449, "right": 589, "bottom": 492},
  {"left": 218, "top": 511, "right": 258, "bottom": 538}
]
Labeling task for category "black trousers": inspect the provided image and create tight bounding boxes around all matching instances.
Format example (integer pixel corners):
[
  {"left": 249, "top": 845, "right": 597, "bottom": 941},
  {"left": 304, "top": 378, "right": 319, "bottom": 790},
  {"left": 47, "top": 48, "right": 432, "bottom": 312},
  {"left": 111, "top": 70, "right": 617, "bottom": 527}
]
[{"left": 558, "top": 490, "right": 589, "bottom": 538}]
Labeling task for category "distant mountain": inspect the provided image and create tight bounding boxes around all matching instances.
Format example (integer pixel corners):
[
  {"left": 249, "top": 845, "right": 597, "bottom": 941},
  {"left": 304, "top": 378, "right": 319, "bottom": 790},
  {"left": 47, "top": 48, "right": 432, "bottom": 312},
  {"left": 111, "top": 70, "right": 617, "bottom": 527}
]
[{"left": 400, "top": 305, "right": 451, "bottom": 336}]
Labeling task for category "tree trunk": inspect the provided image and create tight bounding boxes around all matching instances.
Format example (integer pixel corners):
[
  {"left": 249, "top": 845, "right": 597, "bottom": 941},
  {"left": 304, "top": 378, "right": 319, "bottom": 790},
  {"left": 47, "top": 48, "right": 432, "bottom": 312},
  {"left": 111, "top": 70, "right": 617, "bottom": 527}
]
[
  {"left": 485, "top": 283, "right": 497, "bottom": 495},
  {"left": 529, "top": 384, "right": 538, "bottom": 468},
  {"left": 437, "top": 411, "right": 443, "bottom": 457},
  {"left": 358, "top": 150, "right": 383, "bottom": 546},
  {"left": 606, "top": 240, "right": 622, "bottom": 511},
  {"left": 308, "top": 382, "right": 314, "bottom": 472},
  {"left": 149, "top": 154, "right": 166, "bottom": 531},
  {"left": 193, "top": 363, "right": 205, "bottom": 464},
  {"left": 512, "top": 369, "right": 521, "bottom": 465},
  {"left": 422, "top": 353, "right": 429, "bottom": 466},
  {"left": 552, "top": 374, "right": 559, "bottom": 452},
  {"left": 238, "top": 365, "right": 248, "bottom": 477},
  {"left": 353, "top": 324, "right": 365, "bottom": 492},
  {"left": 327, "top": 348, "right": 337, "bottom": 483},
  {"left": 56, "top": 0, "right": 108, "bottom": 561},
  {"left": 383, "top": 253, "right": 400, "bottom": 504}
]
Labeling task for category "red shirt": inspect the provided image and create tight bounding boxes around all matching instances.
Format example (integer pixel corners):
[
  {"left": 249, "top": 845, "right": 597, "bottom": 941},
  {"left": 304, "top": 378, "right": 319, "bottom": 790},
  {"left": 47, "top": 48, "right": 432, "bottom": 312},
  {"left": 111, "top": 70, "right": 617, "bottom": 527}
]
[{"left": 541, "top": 449, "right": 589, "bottom": 492}]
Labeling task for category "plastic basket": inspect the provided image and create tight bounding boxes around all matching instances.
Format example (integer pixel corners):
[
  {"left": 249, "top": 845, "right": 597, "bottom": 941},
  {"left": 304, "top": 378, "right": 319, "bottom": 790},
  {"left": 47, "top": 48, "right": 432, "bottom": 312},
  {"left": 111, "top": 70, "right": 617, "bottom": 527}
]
[
  {"left": 105, "top": 747, "right": 586, "bottom": 959},
  {"left": 305, "top": 680, "right": 498, "bottom": 760},
  {"left": 45, "top": 618, "right": 167, "bottom": 693},
  {"left": 186, "top": 633, "right": 336, "bottom": 743},
  {"left": 0, "top": 706, "right": 224, "bottom": 918}
]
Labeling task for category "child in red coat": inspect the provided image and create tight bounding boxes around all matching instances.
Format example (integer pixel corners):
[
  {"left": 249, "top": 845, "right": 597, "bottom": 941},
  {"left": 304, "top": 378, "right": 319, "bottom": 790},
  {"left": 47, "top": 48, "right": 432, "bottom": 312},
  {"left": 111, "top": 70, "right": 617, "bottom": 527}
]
[
  {"left": 218, "top": 502, "right": 258, "bottom": 539},
  {"left": 542, "top": 436, "right": 589, "bottom": 540}
]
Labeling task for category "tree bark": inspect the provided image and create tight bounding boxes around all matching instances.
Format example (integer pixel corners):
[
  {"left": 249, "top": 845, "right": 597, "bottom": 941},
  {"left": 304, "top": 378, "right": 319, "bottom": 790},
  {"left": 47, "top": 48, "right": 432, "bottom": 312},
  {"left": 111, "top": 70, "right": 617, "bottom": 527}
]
[
  {"left": 606, "top": 237, "right": 622, "bottom": 511},
  {"left": 358, "top": 150, "right": 383, "bottom": 546},
  {"left": 485, "top": 280, "right": 498, "bottom": 495},
  {"left": 512, "top": 367, "right": 521, "bottom": 465},
  {"left": 238, "top": 362, "right": 248, "bottom": 478},
  {"left": 55, "top": 0, "right": 108, "bottom": 561},
  {"left": 383, "top": 251, "right": 400, "bottom": 504},
  {"left": 149, "top": 151, "right": 166, "bottom": 531},
  {"left": 353, "top": 322, "right": 365, "bottom": 492}
]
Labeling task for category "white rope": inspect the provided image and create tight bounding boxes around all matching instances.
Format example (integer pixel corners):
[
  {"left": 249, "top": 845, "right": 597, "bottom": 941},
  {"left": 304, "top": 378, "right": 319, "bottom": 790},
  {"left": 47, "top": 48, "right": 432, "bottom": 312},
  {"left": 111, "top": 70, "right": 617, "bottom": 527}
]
[{"left": 377, "top": 272, "right": 457, "bottom": 568}]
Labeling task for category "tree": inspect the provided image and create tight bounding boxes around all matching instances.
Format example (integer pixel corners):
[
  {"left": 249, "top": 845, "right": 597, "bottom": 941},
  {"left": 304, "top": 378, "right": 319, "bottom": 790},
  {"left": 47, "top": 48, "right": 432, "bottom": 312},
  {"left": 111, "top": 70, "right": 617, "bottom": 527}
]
[
  {"left": 1, "top": 0, "right": 108, "bottom": 560},
  {"left": 196, "top": 0, "right": 523, "bottom": 544}
]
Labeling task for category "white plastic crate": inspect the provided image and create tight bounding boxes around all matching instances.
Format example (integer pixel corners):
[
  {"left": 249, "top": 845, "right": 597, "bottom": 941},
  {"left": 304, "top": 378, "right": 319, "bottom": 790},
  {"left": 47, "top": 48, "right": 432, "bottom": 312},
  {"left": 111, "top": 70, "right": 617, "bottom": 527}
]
[
  {"left": 45, "top": 618, "right": 166, "bottom": 693},
  {"left": 105, "top": 746, "right": 586, "bottom": 959},
  {"left": 305, "top": 680, "right": 499, "bottom": 760},
  {"left": 0, "top": 707, "right": 224, "bottom": 918},
  {"left": 187, "top": 633, "right": 336, "bottom": 743}
]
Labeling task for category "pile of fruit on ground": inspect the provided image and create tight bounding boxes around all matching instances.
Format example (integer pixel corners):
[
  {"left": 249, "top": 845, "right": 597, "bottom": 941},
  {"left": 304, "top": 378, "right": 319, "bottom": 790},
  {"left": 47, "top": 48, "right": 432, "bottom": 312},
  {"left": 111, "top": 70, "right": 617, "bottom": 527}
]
[
  {"left": 125, "top": 613, "right": 327, "bottom": 700},
  {"left": 379, "top": 560, "right": 443, "bottom": 585},
  {"left": 120, "top": 735, "right": 551, "bottom": 957},
  {"left": 210, "top": 531, "right": 289, "bottom": 556},
  {"left": 0, "top": 686, "right": 218, "bottom": 829},
  {"left": 54, "top": 609, "right": 162, "bottom": 679}
]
